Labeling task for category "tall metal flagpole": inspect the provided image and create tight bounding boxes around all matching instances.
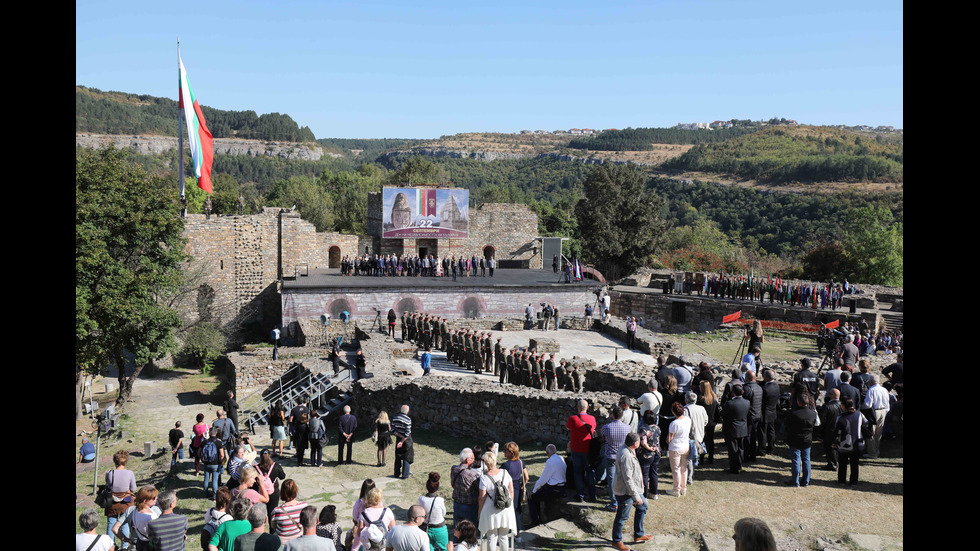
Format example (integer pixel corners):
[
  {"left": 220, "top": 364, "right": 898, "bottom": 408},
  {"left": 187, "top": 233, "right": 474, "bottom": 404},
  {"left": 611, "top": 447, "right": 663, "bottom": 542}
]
[{"left": 177, "top": 38, "right": 186, "bottom": 217}]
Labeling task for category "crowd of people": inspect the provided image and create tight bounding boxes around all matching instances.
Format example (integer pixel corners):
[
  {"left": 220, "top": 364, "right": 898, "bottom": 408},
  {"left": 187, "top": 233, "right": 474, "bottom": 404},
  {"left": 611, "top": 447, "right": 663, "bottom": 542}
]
[
  {"left": 340, "top": 254, "right": 495, "bottom": 279},
  {"left": 82, "top": 308, "right": 901, "bottom": 551}
]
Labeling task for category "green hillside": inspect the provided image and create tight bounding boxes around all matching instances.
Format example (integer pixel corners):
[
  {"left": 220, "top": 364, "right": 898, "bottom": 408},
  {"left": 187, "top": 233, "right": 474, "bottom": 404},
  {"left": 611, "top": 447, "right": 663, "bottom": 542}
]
[
  {"left": 661, "top": 126, "right": 903, "bottom": 184},
  {"left": 75, "top": 85, "right": 316, "bottom": 142}
]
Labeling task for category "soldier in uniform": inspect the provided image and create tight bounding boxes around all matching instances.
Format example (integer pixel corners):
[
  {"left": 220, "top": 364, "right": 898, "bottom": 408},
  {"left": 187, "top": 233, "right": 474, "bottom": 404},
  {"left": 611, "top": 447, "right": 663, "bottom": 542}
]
[
  {"left": 505, "top": 349, "right": 516, "bottom": 385},
  {"left": 570, "top": 363, "right": 584, "bottom": 393},
  {"left": 555, "top": 359, "right": 568, "bottom": 391},
  {"left": 494, "top": 338, "right": 504, "bottom": 377},
  {"left": 544, "top": 354, "right": 557, "bottom": 390},
  {"left": 482, "top": 333, "right": 493, "bottom": 374},
  {"left": 439, "top": 317, "right": 449, "bottom": 351},
  {"left": 519, "top": 351, "right": 530, "bottom": 386},
  {"left": 530, "top": 352, "right": 542, "bottom": 389}
]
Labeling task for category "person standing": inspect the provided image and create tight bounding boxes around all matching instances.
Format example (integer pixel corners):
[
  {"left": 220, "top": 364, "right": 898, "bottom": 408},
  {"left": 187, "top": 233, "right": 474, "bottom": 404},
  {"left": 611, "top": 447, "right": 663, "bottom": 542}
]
[
  {"left": 169, "top": 421, "right": 185, "bottom": 469},
  {"left": 477, "top": 453, "right": 517, "bottom": 551},
  {"left": 392, "top": 406, "right": 413, "bottom": 479},
  {"left": 385, "top": 505, "right": 429, "bottom": 551},
  {"left": 146, "top": 490, "right": 187, "bottom": 551},
  {"left": 309, "top": 410, "right": 326, "bottom": 468},
  {"left": 722, "top": 385, "right": 750, "bottom": 475},
  {"left": 862, "top": 375, "right": 890, "bottom": 458},
  {"left": 683, "top": 392, "right": 708, "bottom": 487},
  {"left": 488, "top": 256, "right": 495, "bottom": 277},
  {"left": 610, "top": 433, "right": 652, "bottom": 551},
  {"left": 599, "top": 406, "right": 630, "bottom": 511},
  {"left": 820, "top": 389, "right": 844, "bottom": 472},
  {"left": 784, "top": 389, "right": 817, "bottom": 487},
  {"left": 284, "top": 506, "right": 335, "bottom": 551},
  {"left": 565, "top": 400, "right": 598, "bottom": 503},
  {"left": 666, "top": 402, "right": 691, "bottom": 497},
  {"left": 338, "top": 406, "right": 358, "bottom": 465},
  {"left": 834, "top": 398, "right": 869, "bottom": 485}
]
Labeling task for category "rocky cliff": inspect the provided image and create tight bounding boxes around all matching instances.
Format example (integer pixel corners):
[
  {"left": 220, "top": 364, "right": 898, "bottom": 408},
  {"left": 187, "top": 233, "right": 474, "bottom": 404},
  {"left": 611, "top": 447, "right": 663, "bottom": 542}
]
[
  {"left": 75, "top": 133, "right": 340, "bottom": 161},
  {"left": 381, "top": 147, "right": 651, "bottom": 166}
]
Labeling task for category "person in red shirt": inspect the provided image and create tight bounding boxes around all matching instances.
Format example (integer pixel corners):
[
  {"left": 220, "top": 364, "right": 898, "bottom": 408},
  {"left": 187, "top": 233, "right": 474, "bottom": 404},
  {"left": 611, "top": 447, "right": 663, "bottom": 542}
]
[{"left": 565, "top": 399, "right": 597, "bottom": 502}]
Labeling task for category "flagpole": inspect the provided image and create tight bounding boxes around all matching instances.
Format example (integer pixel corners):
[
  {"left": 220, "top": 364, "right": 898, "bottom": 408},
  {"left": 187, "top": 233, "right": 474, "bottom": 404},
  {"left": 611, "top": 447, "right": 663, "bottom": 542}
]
[{"left": 177, "top": 38, "right": 186, "bottom": 217}]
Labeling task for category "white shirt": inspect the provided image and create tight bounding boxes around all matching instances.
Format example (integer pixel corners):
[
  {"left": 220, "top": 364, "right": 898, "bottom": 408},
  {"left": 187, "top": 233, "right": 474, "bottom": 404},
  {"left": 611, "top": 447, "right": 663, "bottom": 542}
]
[
  {"left": 532, "top": 453, "right": 567, "bottom": 493},
  {"left": 684, "top": 404, "right": 709, "bottom": 444},
  {"left": 621, "top": 408, "right": 639, "bottom": 433},
  {"left": 863, "top": 384, "right": 891, "bottom": 411},
  {"left": 638, "top": 391, "right": 662, "bottom": 417}
]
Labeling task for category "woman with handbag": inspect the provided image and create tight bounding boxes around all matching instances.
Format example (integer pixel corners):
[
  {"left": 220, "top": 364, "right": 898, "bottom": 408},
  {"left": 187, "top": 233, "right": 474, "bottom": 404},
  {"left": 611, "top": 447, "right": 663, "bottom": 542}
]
[
  {"left": 667, "top": 402, "right": 692, "bottom": 497},
  {"left": 374, "top": 410, "right": 391, "bottom": 467},
  {"left": 111, "top": 485, "right": 160, "bottom": 551},
  {"left": 501, "top": 442, "right": 529, "bottom": 540},
  {"left": 418, "top": 472, "right": 448, "bottom": 551},
  {"left": 103, "top": 450, "right": 137, "bottom": 550}
]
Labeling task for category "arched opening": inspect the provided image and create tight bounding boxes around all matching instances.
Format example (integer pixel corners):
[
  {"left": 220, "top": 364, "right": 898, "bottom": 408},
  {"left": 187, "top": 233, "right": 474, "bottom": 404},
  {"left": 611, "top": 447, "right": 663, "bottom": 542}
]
[
  {"left": 395, "top": 297, "right": 421, "bottom": 315},
  {"left": 327, "top": 298, "right": 354, "bottom": 320},
  {"left": 460, "top": 296, "right": 485, "bottom": 319},
  {"left": 483, "top": 245, "right": 496, "bottom": 261},
  {"left": 328, "top": 246, "right": 341, "bottom": 269}
]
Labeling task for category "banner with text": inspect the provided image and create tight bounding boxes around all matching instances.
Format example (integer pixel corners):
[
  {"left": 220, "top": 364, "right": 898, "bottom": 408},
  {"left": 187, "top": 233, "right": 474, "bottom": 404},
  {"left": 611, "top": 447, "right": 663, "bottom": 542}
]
[{"left": 382, "top": 187, "right": 469, "bottom": 239}]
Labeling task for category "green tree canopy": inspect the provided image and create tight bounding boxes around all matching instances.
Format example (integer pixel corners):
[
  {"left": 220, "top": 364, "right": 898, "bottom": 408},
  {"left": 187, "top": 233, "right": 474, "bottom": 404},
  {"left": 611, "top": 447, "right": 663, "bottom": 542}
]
[
  {"left": 574, "top": 163, "right": 669, "bottom": 280},
  {"left": 76, "top": 146, "right": 187, "bottom": 414}
]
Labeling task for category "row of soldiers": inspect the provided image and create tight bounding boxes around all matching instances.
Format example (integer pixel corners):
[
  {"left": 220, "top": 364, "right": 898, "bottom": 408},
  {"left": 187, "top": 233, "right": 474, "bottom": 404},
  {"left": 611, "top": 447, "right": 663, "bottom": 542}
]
[{"left": 399, "top": 310, "right": 584, "bottom": 391}]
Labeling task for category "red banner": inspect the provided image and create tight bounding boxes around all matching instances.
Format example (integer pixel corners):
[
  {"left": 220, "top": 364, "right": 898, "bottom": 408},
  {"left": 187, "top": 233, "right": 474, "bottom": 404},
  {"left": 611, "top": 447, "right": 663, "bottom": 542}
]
[
  {"left": 825, "top": 319, "right": 840, "bottom": 329},
  {"left": 722, "top": 311, "right": 742, "bottom": 323}
]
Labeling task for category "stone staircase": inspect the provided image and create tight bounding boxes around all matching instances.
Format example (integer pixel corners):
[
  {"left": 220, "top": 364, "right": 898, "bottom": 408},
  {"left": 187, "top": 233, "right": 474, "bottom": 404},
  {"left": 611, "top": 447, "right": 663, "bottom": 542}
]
[{"left": 241, "top": 357, "right": 357, "bottom": 433}]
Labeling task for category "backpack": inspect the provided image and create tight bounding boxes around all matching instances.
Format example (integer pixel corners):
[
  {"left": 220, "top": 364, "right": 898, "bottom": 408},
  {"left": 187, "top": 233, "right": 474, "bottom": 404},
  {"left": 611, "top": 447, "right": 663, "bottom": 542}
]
[
  {"left": 201, "top": 508, "right": 229, "bottom": 550},
  {"left": 490, "top": 471, "right": 512, "bottom": 509},
  {"left": 201, "top": 439, "right": 220, "bottom": 464},
  {"left": 257, "top": 465, "right": 275, "bottom": 494},
  {"left": 360, "top": 508, "right": 390, "bottom": 550}
]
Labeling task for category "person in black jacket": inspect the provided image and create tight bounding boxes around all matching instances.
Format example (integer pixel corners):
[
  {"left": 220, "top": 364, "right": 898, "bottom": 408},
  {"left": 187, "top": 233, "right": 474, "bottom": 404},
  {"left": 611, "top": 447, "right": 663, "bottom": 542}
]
[
  {"left": 722, "top": 385, "right": 750, "bottom": 474},
  {"left": 784, "top": 387, "right": 818, "bottom": 487},
  {"left": 760, "top": 369, "right": 781, "bottom": 456},
  {"left": 820, "top": 389, "right": 844, "bottom": 471},
  {"left": 741, "top": 371, "right": 763, "bottom": 462}
]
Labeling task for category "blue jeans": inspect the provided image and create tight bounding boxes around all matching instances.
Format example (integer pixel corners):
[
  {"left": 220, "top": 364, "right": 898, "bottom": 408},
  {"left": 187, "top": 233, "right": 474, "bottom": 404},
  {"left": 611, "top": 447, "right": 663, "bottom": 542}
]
[
  {"left": 789, "top": 447, "right": 811, "bottom": 487},
  {"left": 107, "top": 515, "right": 131, "bottom": 549},
  {"left": 612, "top": 494, "right": 647, "bottom": 542},
  {"left": 171, "top": 447, "right": 184, "bottom": 467},
  {"left": 570, "top": 451, "right": 596, "bottom": 500},
  {"left": 203, "top": 463, "right": 223, "bottom": 495},
  {"left": 601, "top": 456, "right": 617, "bottom": 507},
  {"left": 395, "top": 457, "right": 410, "bottom": 478}
]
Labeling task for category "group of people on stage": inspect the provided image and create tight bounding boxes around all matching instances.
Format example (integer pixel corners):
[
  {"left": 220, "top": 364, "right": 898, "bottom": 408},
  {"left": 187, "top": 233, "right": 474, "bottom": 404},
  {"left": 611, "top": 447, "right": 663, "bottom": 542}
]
[
  {"left": 698, "top": 274, "right": 861, "bottom": 310},
  {"left": 340, "top": 254, "right": 495, "bottom": 279}
]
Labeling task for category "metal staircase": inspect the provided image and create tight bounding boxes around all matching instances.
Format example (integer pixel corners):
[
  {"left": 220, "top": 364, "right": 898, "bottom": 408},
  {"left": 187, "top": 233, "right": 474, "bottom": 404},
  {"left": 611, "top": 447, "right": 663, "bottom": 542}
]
[{"left": 241, "top": 356, "right": 356, "bottom": 434}]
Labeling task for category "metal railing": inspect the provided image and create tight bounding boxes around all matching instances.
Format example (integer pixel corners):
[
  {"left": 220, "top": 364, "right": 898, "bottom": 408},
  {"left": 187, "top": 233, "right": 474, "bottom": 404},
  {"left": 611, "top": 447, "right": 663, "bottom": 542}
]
[{"left": 240, "top": 356, "right": 355, "bottom": 434}]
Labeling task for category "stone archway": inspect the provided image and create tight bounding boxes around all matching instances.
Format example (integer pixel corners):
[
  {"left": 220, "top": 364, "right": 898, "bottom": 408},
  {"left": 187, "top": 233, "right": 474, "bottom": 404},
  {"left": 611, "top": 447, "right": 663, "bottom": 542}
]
[
  {"left": 327, "top": 297, "right": 355, "bottom": 320},
  {"left": 483, "top": 245, "right": 496, "bottom": 261},
  {"left": 328, "top": 246, "right": 341, "bottom": 269},
  {"left": 459, "top": 296, "right": 487, "bottom": 319},
  {"left": 395, "top": 297, "right": 422, "bottom": 315}
]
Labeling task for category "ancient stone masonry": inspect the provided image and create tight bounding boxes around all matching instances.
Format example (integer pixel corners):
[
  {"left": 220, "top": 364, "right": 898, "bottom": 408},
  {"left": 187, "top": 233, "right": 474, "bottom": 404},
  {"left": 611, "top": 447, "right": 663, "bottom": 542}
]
[
  {"left": 591, "top": 318, "right": 678, "bottom": 357},
  {"left": 350, "top": 375, "right": 625, "bottom": 444}
]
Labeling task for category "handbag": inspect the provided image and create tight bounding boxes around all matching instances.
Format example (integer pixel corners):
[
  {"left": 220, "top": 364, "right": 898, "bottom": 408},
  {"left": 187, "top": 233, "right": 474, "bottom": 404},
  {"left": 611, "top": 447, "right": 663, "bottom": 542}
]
[{"left": 94, "top": 471, "right": 114, "bottom": 508}]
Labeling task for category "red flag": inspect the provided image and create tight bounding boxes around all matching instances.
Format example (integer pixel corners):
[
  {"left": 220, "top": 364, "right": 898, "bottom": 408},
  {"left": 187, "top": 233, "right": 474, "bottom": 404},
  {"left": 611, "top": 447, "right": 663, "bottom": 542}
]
[
  {"left": 825, "top": 319, "right": 840, "bottom": 329},
  {"left": 722, "top": 311, "right": 742, "bottom": 323}
]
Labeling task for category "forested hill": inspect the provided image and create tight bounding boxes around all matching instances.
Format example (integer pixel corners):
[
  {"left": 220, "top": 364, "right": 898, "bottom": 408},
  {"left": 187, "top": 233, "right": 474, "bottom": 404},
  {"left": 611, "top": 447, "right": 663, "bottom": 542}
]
[
  {"left": 76, "top": 85, "right": 317, "bottom": 142},
  {"left": 660, "top": 126, "right": 903, "bottom": 184}
]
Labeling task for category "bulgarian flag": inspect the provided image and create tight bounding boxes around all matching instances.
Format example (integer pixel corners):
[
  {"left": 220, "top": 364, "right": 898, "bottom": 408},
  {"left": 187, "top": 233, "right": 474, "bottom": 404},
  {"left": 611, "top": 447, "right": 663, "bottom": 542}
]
[
  {"left": 178, "top": 54, "right": 214, "bottom": 194},
  {"left": 418, "top": 189, "right": 436, "bottom": 217}
]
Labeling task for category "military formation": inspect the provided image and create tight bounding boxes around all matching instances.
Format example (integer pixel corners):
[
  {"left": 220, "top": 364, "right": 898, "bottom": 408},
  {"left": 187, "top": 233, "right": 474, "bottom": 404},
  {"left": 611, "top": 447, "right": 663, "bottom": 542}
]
[{"left": 400, "top": 311, "right": 584, "bottom": 391}]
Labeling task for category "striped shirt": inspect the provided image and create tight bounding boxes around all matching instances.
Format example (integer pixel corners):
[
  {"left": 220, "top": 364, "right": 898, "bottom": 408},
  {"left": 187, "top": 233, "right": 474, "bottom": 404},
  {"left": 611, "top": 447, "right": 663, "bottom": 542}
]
[
  {"left": 272, "top": 500, "right": 309, "bottom": 541},
  {"left": 146, "top": 513, "right": 187, "bottom": 551},
  {"left": 391, "top": 412, "right": 412, "bottom": 437}
]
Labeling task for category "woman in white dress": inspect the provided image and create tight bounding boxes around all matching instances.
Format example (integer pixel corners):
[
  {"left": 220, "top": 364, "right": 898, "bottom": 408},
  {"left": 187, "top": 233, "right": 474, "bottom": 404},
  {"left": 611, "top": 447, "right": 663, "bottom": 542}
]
[{"left": 477, "top": 452, "right": 516, "bottom": 551}]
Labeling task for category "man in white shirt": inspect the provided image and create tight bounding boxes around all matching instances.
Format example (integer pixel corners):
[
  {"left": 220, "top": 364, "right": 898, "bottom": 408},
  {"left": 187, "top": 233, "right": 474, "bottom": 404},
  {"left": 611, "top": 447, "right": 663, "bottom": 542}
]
[
  {"left": 862, "top": 375, "right": 890, "bottom": 458},
  {"left": 637, "top": 380, "right": 662, "bottom": 421},
  {"left": 619, "top": 397, "right": 639, "bottom": 433},
  {"left": 529, "top": 444, "right": 566, "bottom": 527},
  {"left": 386, "top": 505, "right": 429, "bottom": 551},
  {"left": 683, "top": 392, "right": 709, "bottom": 485}
]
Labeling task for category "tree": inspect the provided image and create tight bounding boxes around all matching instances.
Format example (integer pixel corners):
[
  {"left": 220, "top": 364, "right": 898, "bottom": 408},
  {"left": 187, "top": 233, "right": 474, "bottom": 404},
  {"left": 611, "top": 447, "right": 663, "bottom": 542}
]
[
  {"left": 76, "top": 147, "right": 187, "bottom": 415},
  {"left": 842, "top": 206, "right": 904, "bottom": 286},
  {"left": 574, "top": 163, "right": 669, "bottom": 280},
  {"left": 267, "top": 175, "right": 334, "bottom": 232},
  {"left": 385, "top": 156, "right": 443, "bottom": 186}
]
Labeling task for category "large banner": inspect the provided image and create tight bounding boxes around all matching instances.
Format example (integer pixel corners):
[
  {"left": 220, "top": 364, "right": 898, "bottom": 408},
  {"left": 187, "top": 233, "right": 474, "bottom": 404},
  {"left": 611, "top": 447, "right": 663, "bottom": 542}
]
[{"left": 382, "top": 187, "right": 469, "bottom": 238}]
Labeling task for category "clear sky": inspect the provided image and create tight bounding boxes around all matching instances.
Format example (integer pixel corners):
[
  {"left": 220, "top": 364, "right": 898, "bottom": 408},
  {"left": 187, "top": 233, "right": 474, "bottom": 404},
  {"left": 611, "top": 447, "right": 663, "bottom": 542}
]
[{"left": 76, "top": 0, "right": 903, "bottom": 139}]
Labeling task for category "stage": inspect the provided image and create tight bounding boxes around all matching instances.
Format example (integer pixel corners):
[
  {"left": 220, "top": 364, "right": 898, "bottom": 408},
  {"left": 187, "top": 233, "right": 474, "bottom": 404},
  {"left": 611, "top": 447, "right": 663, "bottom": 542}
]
[{"left": 281, "top": 268, "right": 604, "bottom": 324}]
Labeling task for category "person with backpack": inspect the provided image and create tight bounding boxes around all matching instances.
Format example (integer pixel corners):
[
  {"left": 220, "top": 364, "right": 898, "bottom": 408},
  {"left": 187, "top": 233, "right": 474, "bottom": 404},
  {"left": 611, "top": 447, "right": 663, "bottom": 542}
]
[
  {"left": 202, "top": 427, "right": 226, "bottom": 499},
  {"left": 834, "top": 398, "right": 870, "bottom": 485},
  {"left": 201, "top": 487, "right": 233, "bottom": 551},
  {"left": 256, "top": 450, "right": 287, "bottom": 519},
  {"left": 212, "top": 409, "right": 238, "bottom": 458},
  {"left": 477, "top": 452, "right": 516, "bottom": 551},
  {"left": 353, "top": 488, "right": 395, "bottom": 551}
]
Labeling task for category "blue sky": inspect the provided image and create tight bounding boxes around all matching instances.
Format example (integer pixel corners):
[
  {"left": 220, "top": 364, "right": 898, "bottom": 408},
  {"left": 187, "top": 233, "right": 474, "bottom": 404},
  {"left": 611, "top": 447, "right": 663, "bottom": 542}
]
[{"left": 76, "top": 1, "right": 903, "bottom": 139}]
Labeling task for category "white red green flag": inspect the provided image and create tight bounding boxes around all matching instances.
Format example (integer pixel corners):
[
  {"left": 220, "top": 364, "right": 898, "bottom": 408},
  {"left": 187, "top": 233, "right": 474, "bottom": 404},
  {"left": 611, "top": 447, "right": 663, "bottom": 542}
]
[{"left": 178, "top": 55, "right": 214, "bottom": 194}]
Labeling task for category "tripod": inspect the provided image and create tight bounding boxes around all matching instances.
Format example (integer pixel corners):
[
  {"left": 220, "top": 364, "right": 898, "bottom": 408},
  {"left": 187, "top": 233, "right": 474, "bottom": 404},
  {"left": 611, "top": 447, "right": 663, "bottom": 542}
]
[
  {"left": 731, "top": 335, "right": 748, "bottom": 367},
  {"left": 370, "top": 310, "right": 384, "bottom": 334}
]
